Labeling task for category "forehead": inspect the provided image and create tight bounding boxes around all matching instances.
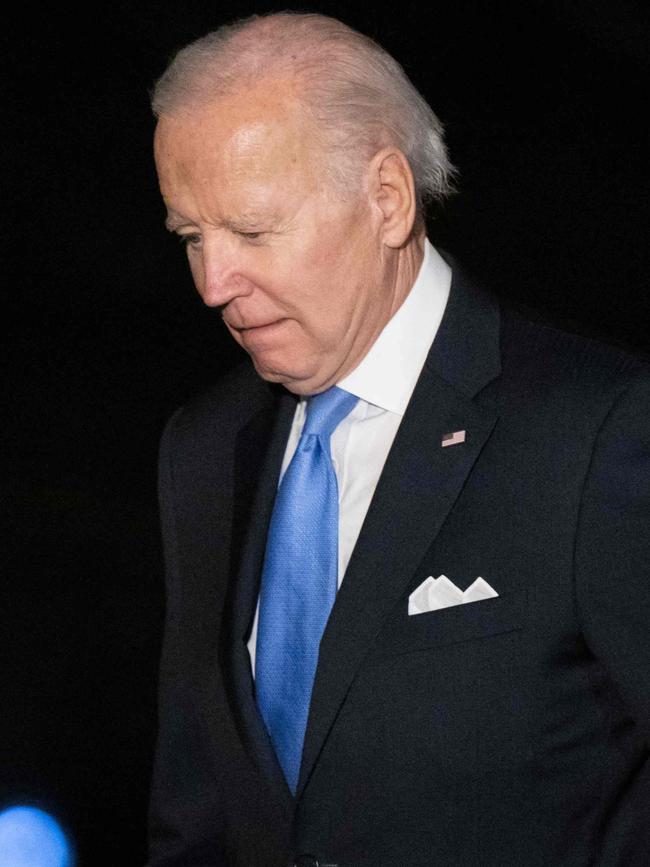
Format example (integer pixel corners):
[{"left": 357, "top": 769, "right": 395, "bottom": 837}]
[{"left": 154, "top": 83, "right": 321, "bottom": 213}]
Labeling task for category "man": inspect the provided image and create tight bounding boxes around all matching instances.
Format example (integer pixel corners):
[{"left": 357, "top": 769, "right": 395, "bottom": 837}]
[{"left": 148, "top": 12, "right": 650, "bottom": 867}]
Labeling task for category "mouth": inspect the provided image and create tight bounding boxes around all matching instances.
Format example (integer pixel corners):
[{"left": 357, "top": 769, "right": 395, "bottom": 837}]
[
  {"left": 227, "top": 317, "right": 285, "bottom": 332},
  {"left": 244, "top": 321, "right": 282, "bottom": 332},
  {"left": 228, "top": 318, "right": 290, "bottom": 351}
]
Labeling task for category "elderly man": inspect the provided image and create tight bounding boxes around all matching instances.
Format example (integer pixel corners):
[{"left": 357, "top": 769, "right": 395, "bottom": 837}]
[{"left": 149, "top": 12, "right": 650, "bottom": 867}]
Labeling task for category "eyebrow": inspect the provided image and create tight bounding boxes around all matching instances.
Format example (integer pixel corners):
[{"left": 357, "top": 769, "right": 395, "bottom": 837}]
[
  {"left": 164, "top": 211, "right": 192, "bottom": 232},
  {"left": 165, "top": 210, "right": 280, "bottom": 233},
  {"left": 226, "top": 213, "right": 275, "bottom": 232}
]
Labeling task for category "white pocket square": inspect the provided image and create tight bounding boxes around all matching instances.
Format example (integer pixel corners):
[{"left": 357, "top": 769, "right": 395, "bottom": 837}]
[{"left": 408, "top": 574, "right": 498, "bottom": 615}]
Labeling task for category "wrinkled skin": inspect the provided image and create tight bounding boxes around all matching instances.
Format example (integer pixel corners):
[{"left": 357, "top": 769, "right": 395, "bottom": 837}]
[{"left": 154, "top": 80, "right": 423, "bottom": 394}]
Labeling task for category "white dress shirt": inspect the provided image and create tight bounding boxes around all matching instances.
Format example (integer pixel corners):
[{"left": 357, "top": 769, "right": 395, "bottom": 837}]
[{"left": 247, "top": 239, "right": 451, "bottom": 673}]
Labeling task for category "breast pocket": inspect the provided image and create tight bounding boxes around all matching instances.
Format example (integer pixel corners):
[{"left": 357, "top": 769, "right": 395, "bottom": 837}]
[{"left": 370, "top": 588, "right": 528, "bottom": 659}]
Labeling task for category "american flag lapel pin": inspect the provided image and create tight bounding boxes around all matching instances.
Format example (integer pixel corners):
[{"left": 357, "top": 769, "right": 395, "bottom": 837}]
[{"left": 441, "top": 429, "right": 466, "bottom": 447}]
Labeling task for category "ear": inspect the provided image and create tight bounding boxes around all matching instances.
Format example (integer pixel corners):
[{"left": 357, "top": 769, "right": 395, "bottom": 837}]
[{"left": 369, "top": 147, "right": 418, "bottom": 247}]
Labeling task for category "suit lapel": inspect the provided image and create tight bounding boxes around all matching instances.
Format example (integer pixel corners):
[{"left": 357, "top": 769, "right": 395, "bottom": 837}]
[
  {"left": 298, "top": 264, "right": 502, "bottom": 797},
  {"left": 220, "top": 385, "right": 297, "bottom": 815}
]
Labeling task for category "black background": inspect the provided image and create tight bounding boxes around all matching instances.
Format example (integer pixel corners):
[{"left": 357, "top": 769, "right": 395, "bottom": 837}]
[{"left": 2, "top": 1, "right": 648, "bottom": 864}]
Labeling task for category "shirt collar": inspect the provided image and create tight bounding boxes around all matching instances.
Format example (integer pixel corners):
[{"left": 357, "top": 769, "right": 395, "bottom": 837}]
[{"left": 338, "top": 238, "right": 451, "bottom": 416}]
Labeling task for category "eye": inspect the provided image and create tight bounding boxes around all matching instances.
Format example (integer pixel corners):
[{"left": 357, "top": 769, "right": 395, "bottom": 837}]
[
  {"left": 237, "top": 231, "right": 265, "bottom": 243},
  {"left": 178, "top": 233, "right": 201, "bottom": 248}
]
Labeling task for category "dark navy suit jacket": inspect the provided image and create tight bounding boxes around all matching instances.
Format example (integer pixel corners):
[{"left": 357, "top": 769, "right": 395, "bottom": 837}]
[{"left": 148, "top": 261, "right": 650, "bottom": 866}]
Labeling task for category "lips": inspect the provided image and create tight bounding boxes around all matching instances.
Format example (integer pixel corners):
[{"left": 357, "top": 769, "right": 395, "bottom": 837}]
[
  {"left": 228, "top": 317, "right": 285, "bottom": 332},
  {"left": 228, "top": 318, "right": 289, "bottom": 353},
  {"left": 243, "top": 320, "right": 280, "bottom": 331}
]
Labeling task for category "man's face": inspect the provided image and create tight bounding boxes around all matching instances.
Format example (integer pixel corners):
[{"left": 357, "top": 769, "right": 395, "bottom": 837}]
[{"left": 154, "top": 83, "right": 400, "bottom": 394}]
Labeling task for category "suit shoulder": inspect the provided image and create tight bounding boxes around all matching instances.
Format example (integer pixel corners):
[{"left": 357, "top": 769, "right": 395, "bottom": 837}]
[
  {"left": 162, "top": 361, "right": 280, "bottom": 447},
  {"left": 500, "top": 307, "right": 650, "bottom": 398}
]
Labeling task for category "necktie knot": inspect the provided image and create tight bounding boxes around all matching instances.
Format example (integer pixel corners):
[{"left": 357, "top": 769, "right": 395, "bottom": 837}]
[{"left": 303, "top": 386, "right": 358, "bottom": 440}]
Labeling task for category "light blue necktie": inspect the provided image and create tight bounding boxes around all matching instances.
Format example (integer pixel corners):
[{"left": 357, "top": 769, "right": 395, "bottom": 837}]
[{"left": 255, "top": 386, "right": 358, "bottom": 793}]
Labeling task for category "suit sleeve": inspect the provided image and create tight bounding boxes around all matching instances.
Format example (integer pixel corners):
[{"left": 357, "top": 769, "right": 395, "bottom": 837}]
[
  {"left": 575, "top": 372, "right": 650, "bottom": 728},
  {"left": 146, "top": 409, "right": 229, "bottom": 867},
  {"left": 574, "top": 372, "right": 650, "bottom": 863}
]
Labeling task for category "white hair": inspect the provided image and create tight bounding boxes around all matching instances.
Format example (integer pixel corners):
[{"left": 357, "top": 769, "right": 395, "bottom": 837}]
[{"left": 151, "top": 12, "right": 457, "bottom": 215}]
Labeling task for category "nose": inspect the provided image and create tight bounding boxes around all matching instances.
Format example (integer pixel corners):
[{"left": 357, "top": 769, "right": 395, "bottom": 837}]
[{"left": 197, "top": 239, "right": 254, "bottom": 309}]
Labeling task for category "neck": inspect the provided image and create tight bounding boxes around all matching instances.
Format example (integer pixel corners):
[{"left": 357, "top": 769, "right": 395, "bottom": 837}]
[{"left": 387, "top": 231, "right": 426, "bottom": 319}]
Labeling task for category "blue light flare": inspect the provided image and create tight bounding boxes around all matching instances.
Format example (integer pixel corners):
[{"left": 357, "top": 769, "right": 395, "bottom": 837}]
[{"left": 0, "top": 806, "right": 73, "bottom": 867}]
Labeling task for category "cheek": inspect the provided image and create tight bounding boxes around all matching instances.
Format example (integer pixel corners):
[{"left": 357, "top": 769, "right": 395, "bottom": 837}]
[
  {"left": 289, "top": 273, "right": 351, "bottom": 334},
  {"left": 289, "top": 243, "right": 359, "bottom": 315},
  {"left": 297, "top": 290, "right": 361, "bottom": 358},
  {"left": 294, "top": 219, "right": 375, "bottom": 318}
]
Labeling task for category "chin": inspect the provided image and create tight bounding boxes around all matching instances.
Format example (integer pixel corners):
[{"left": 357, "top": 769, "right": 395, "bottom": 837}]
[
  {"left": 250, "top": 354, "right": 330, "bottom": 395},
  {"left": 251, "top": 356, "right": 307, "bottom": 386}
]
